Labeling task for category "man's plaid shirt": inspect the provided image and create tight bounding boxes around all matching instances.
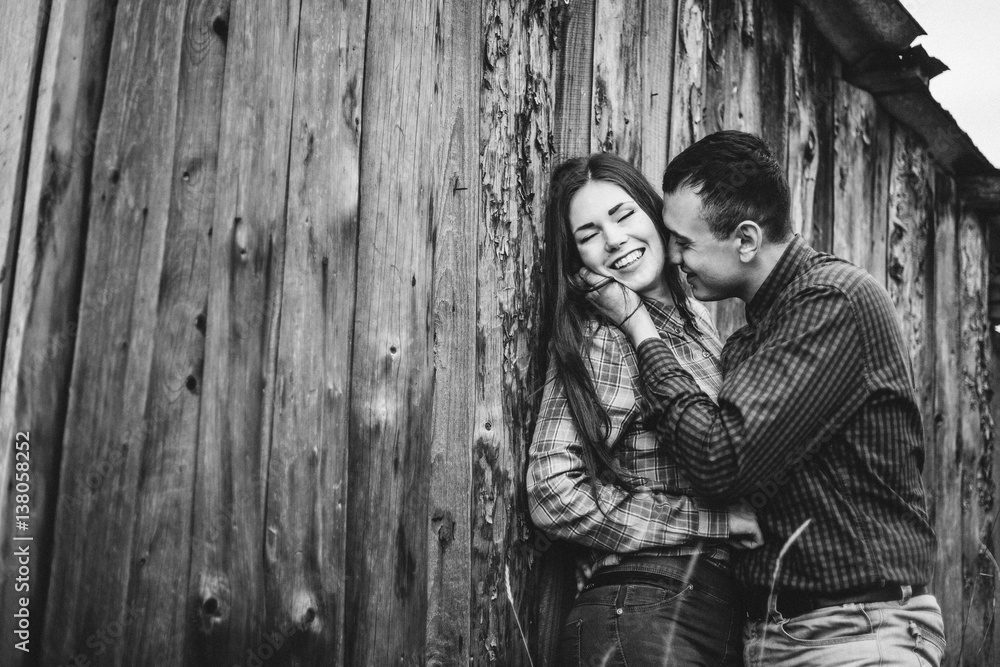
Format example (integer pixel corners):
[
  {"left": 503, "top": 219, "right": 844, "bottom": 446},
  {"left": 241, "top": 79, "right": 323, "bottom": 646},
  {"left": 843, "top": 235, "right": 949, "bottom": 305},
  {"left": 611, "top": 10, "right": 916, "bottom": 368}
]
[
  {"left": 636, "top": 236, "right": 936, "bottom": 592},
  {"left": 528, "top": 300, "right": 732, "bottom": 569}
]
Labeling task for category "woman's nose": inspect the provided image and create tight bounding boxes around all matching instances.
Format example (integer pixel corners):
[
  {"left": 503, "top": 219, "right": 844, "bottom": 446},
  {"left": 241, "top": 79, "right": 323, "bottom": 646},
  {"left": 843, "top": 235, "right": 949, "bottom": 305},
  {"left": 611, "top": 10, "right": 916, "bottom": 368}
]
[{"left": 604, "top": 227, "right": 627, "bottom": 250}]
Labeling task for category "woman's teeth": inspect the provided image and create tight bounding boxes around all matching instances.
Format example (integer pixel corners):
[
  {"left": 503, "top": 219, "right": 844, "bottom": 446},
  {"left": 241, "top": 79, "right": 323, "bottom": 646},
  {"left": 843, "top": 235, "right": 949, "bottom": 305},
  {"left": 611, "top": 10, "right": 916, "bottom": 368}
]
[{"left": 612, "top": 249, "right": 643, "bottom": 270}]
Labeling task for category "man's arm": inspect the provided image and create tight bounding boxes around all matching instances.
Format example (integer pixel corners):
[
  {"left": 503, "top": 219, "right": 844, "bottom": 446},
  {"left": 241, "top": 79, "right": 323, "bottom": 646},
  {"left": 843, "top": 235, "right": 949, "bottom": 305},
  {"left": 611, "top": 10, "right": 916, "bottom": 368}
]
[
  {"left": 526, "top": 335, "right": 731, "bottom": 552},
  {"left": 633, "top": 285, "right": 867, "bottom": 502}
]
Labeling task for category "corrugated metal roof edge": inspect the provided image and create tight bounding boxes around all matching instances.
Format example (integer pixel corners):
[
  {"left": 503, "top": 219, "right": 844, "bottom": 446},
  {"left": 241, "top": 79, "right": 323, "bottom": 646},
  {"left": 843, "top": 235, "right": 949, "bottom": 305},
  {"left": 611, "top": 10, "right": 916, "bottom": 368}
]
[{"left": 793, "top": 0, "right": 999, "bottom": 196}]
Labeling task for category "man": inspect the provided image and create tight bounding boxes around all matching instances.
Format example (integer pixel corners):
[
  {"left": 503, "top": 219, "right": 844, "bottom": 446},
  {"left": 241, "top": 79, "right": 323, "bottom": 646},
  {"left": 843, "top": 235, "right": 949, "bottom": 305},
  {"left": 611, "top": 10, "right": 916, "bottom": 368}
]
[{"left": 580, "top": 131, "right": 945, "bottom": 665}]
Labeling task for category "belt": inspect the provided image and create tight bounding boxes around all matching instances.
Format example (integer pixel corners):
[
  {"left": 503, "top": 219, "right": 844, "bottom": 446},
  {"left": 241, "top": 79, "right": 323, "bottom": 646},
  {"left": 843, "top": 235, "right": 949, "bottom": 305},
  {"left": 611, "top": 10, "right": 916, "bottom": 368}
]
[
  {"left": 746, "top": 584, "right": 928, "bottom": 622},
  {"left": 584, "top": 569, "right": 688, "bottom": 592}
]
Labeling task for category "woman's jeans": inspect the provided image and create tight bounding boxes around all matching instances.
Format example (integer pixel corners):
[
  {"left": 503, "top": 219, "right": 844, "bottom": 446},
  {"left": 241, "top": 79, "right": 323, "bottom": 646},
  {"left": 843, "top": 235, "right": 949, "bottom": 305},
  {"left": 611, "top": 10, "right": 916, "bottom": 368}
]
[{"left": 557, "top": 556, "right": 744, "bottom": 666}]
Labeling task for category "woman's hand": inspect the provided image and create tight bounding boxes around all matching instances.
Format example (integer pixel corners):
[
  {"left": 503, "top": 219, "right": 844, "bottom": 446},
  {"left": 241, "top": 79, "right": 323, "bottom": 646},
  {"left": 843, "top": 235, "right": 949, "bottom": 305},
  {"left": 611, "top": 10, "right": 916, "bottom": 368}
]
[
  {"left": 574, "top": 267, "right": 658, "bottom": 345},
  {"left": 573, "top": 267, "right": 639, "bottom": 325}
]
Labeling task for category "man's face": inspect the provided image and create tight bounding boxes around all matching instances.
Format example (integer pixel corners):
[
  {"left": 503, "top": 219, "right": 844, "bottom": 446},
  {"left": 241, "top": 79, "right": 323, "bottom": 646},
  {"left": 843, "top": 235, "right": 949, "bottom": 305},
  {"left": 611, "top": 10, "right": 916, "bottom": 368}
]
[{"left": 662, "top": 185, "right": 745, "bottom": 302}]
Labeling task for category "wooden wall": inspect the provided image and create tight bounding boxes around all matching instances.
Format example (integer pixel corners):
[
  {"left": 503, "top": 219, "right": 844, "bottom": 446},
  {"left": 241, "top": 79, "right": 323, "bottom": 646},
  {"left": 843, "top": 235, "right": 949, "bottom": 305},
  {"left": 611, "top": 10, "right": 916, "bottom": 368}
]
[{"left": 0, "top": 0, "right": 995, "bottom": 664}]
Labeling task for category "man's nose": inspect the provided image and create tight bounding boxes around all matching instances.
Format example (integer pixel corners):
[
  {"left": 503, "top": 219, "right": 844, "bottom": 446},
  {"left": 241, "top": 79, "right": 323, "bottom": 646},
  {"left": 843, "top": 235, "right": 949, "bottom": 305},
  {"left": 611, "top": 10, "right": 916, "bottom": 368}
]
[{"left": 667, "top": 236, "right": 683, "bottom": 265}]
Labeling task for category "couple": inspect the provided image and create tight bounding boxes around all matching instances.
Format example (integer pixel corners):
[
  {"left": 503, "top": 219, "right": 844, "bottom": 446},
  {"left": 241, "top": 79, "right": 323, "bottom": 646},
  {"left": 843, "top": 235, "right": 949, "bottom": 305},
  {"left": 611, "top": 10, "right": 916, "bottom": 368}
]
[{"left": 527, "top": 131, "right": 946, "bottom": 666}]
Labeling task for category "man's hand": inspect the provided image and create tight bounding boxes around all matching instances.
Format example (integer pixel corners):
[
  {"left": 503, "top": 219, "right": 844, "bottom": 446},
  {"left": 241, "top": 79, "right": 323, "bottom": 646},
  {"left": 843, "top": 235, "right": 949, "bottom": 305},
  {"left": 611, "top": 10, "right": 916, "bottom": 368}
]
[
  {"left": 726, "top": 499, "right": 764, "bottom": 550},
  {"left": 574, "top": 556, "right": 594, "bottom": 593}
]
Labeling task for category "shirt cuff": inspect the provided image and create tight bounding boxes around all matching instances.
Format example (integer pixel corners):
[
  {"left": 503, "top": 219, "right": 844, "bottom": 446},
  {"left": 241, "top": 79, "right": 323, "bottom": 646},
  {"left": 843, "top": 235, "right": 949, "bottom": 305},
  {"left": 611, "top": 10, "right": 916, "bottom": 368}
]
[
  {"left": 699, "top": 508, "right": 730, "bottom": 540},
  {"left": 636, "top": 336, "right": 682, "bottom": 383}
]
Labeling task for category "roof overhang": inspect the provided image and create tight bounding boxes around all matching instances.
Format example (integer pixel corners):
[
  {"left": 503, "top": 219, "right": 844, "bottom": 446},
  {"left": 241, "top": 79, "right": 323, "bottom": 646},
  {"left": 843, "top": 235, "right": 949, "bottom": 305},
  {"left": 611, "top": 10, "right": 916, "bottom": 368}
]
[{"left": 793, "top": 0, "right": 996, "bottom": 178}]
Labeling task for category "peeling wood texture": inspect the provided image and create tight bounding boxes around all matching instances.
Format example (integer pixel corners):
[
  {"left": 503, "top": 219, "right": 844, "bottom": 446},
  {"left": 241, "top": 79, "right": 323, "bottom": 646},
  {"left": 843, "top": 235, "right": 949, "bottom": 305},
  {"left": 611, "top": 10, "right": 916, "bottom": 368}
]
[
  {"left": 478, "top": 2, "right": 553, "bottom": 663},
  {"left": 887, "top": 127, "right": 933, "bottom": 432},
  {"left": 669, "top": 0, "right": 707, "bottom": 157},
  {"left": 701, "top": 0, "right": 761, "bottom": 338},
  {"left": 592, "top": 0, "right": 642, "bottom": 162},
  {"left": 956, "top": 210, "right": 995, "bottom": 662},
  {"left": 786, "top": 4, "right": 834, "bottom": 252},
  {"left": 929, "top": 172, "right": 963, "bottom": 662},
  {"left": 832, "top": 81, "right": 890, "bottom": 282},
  {"left": 0, "top": 1, "right": 997, "bottom": 664}
]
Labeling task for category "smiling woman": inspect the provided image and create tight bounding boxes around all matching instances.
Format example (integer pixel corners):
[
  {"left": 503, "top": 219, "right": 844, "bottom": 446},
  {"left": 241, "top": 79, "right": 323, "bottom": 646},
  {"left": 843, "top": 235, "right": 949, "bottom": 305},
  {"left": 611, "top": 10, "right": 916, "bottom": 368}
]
[
  {"left": 528, "top": 153, "right": 763, "bottom": 666},
  {"left": 568, "top": 180, "right": 671, "bottom": 305}
]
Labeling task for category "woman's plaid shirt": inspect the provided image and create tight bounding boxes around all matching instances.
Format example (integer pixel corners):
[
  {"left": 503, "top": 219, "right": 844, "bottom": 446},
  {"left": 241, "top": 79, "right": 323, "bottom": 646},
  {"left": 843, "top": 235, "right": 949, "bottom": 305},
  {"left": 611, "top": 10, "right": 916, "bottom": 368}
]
[{"left": 527, "top": 300, "right": 732, "bottom": 568}]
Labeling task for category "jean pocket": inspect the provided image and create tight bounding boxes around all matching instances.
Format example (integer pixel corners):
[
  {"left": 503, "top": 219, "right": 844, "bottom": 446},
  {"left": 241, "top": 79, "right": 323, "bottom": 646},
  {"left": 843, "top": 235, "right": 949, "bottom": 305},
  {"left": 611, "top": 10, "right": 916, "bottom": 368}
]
[
  {"left": 909, "top": 620, "right": 946, "bottom": 665},
  {"left": 621, "top": 582, "right": 693, "bottom": 612},
  {"left": 556, "top": 618, "right": 582, "bottom": 666},
  {"left": 778, "top": 606, "right": 877, "bottom": 646}
]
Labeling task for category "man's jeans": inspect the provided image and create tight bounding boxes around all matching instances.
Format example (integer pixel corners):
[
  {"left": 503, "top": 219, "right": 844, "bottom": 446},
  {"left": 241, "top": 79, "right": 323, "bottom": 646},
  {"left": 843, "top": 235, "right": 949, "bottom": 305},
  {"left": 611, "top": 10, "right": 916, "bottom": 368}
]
[
  {"left": 742, "top": 592, "right": 946, "bottom": 666},
  {"left": 557, "top": 557, "right": 744, "bottom": 666}
]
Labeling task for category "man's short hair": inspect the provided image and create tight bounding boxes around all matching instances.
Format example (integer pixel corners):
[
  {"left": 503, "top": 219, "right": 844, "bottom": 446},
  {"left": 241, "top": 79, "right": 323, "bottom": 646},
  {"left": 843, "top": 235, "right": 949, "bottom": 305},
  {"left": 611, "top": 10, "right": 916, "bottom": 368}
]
[{"left": 662, "top": 131, "right": 793, "bottom": 242}]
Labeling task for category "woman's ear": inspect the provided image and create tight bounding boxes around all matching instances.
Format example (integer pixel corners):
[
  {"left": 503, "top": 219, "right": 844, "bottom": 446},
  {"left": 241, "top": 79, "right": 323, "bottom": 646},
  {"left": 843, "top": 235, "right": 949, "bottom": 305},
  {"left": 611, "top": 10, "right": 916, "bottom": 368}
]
[{"left": 734, "top": 221, "right": 763, "bottom": 263}]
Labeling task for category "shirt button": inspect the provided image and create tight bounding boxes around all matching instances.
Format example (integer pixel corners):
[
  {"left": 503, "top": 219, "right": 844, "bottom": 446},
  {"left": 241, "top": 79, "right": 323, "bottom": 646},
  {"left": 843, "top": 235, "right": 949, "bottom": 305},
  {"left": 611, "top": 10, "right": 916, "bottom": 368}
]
[{"left": 702, "top": 352, "right": 711, "bottom": 358}]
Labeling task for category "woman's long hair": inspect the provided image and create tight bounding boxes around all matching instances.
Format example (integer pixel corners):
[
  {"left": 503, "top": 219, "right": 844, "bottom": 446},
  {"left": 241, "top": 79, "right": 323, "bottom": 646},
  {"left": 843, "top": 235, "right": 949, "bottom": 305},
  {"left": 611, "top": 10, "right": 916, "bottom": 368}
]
[{"left": 541, "top": 153, "right": 698, "bottom": 491}]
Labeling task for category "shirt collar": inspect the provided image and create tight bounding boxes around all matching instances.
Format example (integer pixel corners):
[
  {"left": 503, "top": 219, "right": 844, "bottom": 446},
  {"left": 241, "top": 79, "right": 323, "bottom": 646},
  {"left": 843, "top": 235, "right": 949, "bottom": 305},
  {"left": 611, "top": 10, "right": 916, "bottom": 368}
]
[{"left": 745, "top": 235, "right": 812, "bottom": 325}]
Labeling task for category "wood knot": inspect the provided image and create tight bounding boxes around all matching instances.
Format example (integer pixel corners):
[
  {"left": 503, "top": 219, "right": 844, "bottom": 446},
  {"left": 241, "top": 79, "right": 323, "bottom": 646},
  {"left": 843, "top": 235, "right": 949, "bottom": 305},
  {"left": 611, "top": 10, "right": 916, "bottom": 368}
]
[{"left": 211, "top": 10, "right": 229, "bottom": 41}]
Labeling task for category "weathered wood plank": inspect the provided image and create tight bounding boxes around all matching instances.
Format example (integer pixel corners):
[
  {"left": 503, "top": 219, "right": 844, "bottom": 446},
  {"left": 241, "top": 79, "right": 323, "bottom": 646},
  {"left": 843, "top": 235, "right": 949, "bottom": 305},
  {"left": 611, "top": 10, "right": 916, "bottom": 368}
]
[
  {"left": 704, "top": 0, "right": 759, "bottom": 138},
  {"left": 540, "top": 2, "right": 593, "bottom": 659},
  {"left": 702, "top": 0, "right": 760, "bottom": 339},
  {"left": 592, "top": 0, "right": 642, "bottom": 161},
  {"left": 0, "top": 0, "right": 50, "bottom": 370},
  {"left": 929, "top": 172, "right": 963, "bottom": 665},
  {"left": 552, "top": 0, "right": 593, "bottom": 160},
  {"left": 0, "top": 0, "right": 117, "bottom": 663},
  {"left": 987, "top": 224, "right": 1000, "bottom": 665},
  {"left": 887, "top": 125, "right": 933, "bottom": 404},
  {"left": 756, "top": 0, "right": 791, "bottom": 164},
  {"left": 832, "top": 81, "right": 890, "bottom": 281},
  {"left": 957, "top": 210, "right": 994, "bottom": 663},
  {"left": 479, "top": 1, "right": 554, "bottom": 663},
  {"left": 425, "top": 1, "right": 478, "bottom": 665},
  {"left": 640, "top": 0, "right": 678, "bottom": 185},
  {"left": 260, "top": 1, "right": 366, "bottom": 664},
  {"left": 119, "top": 2, "right": 227, "bottom": 665},
  {"left": 958, "top": 174, "right": 1000, "bottom": 214},
  {"left": 668, "top": 0, "right": 707, "bottom": 158},
  {"left": 343, "top": 0, "right": 446, "bottom": 662},
  {"left": 40, "top": 0, "right": 188, "bottom": 663},
  {"left": 187, "top": 0, "right": 299, "bottom": 663},
  {"left": 590, "top": 0, "right": 678, "bottom": 180},
  {"left": 786, "top": 4, "right": 834, "bottom": 253}
]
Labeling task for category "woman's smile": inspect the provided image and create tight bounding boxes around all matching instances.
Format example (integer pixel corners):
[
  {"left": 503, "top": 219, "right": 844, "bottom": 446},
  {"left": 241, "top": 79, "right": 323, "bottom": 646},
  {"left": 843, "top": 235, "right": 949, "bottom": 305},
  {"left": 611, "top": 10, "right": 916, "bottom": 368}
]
[{"left": 611, "top": 248, "right": 645, "bottom": 271}]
